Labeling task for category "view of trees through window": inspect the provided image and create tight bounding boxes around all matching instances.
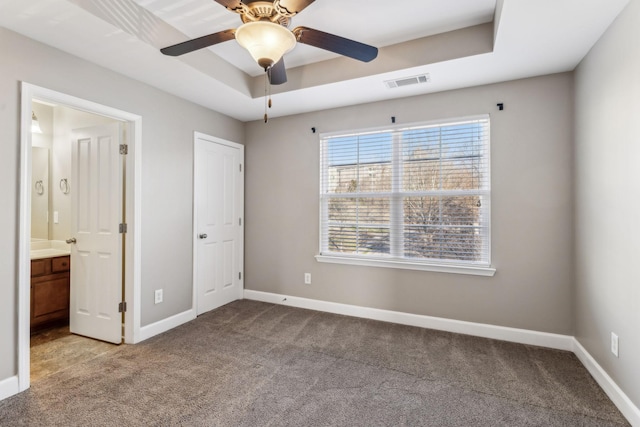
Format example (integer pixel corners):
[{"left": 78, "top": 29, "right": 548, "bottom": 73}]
[{"left": 320, "top": 117, "right": 490, "bottom": 265}]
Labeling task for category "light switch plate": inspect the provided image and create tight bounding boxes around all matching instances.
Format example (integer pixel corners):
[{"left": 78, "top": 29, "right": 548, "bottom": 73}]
[{"left": 611, "top": 332, "right": 619, "bottom": 357}]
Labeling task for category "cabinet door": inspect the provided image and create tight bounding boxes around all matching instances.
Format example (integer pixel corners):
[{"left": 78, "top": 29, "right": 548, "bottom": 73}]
[{"left": 31, "top": 273, "right": 70, "bottom": 327}]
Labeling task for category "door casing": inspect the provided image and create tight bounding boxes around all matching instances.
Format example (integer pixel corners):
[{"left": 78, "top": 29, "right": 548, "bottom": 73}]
[{"left": 18, "top": 83, "right": 142, "bottom": 392}]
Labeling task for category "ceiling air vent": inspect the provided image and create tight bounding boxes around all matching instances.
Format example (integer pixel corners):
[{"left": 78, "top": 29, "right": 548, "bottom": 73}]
[{"left": 384, "top": 74, "right": 431, "bottom": 89}]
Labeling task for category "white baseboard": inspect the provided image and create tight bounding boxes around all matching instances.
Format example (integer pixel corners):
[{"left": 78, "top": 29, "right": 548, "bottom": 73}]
[
  {"left": 0, "top": 375, "right": 19, "bottom": 401},
  {"left": 137, "top": 308, "right": 196, "bottom": 343},
  {"left": 245, "top": 290, "right": 639, "bottom": 425},
  {"left": 573, "top": 340, "right": 640, "bottom": 426},
  {"left": 243, "top": 290, "right": 574, "bottom": 351}
]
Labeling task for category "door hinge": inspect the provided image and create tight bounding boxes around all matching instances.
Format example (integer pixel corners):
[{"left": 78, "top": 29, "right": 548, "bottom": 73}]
[
  {"left": 119, "top": 223, "right": 128, "bottom": 233},
  {"left": 239, "top": 164, "right": 242, "bottom": 172},
  {"left": 239, "top": 272, "right": 242, "bottom": 280},
  {"left": 239, "top": 218, "right": 242, "bottom": 226},
  {"left": 118, "top": 301, "right": 127, "bottom": 313},
  {"left": 120, "top": 144, "right": 128, "bottom": 155}
]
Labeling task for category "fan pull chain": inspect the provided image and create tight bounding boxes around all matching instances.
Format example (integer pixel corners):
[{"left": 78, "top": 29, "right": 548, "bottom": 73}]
[
  {"left": 268, "top": 74, "right": 272, "bottom": 109},
  {"left": 264, "top": 71, "right": 268, "bottom": 123},
  {"left": 263, "top": 69, "right": 274, "bottom": 123}
]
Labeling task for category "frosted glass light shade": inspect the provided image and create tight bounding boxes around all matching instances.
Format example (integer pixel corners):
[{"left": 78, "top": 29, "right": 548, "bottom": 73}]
[
  {"left": 235, "top": 21, "right": 296, "bottom": 70},
  {"left": 31, "top": 111, "right": 42, "bottom": 134}
]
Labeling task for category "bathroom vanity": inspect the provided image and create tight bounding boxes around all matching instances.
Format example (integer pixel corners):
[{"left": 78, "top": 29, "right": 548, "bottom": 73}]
[{"left": 30, "top": 255, "right": 70, "bottom": 331}]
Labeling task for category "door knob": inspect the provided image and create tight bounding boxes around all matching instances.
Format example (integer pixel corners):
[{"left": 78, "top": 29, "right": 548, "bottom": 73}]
[
  {"left": 199, "top": 234, "right": 208, "bottom": 239},
  {"left": 66, "top": 237, "right": 77, "bottom": 244}
]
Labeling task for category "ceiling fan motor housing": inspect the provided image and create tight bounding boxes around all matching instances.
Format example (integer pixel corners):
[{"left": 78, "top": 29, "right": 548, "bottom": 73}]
[{"left": 239, "top": 1, "right": 292, "bottom": 27}]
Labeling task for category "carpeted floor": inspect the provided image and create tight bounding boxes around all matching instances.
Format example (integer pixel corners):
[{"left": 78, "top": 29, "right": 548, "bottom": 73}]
[{"left": 0, "top": 300, "right": 629, "bottom": 426}]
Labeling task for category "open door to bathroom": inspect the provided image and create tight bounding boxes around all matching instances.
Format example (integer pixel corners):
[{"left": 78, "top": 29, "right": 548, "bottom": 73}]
[{"left": 68, "top": 123, "right": 124, "bottom": 344}]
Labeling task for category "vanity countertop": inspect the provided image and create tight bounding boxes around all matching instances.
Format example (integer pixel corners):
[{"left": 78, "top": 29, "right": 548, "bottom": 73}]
[
  {"left": 30, "top": 240, "right": 71, "bottom": 260},
  {"left": 30, "top": 248, "right": 71, "bottom": 260}
]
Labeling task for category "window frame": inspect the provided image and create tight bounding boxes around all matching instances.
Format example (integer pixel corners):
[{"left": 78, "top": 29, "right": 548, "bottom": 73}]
[{"left": 316, "top": 114, "right": 495, "bottom": 277}]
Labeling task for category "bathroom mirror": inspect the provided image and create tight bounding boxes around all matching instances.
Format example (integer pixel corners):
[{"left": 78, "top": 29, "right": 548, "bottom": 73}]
[{"left": 31, "top": 147, "right": 50, "bottom": 240}]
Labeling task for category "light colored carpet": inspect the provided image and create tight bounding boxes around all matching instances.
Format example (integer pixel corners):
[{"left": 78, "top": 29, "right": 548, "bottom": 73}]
[
  {"left": 0, "top": 300, "right": 629, "bottom": 426},
  {"left": 30, "top": 325, "right": 118, "bottom": 382}
]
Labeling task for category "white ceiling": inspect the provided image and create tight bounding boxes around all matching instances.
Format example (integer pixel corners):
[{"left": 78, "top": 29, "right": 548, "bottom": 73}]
[{"left": 0, "top": 0, "right": 630, "bottom": 122}]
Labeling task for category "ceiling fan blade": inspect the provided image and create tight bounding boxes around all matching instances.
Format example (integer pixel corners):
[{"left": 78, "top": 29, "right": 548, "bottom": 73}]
[
  {"left": 293, "top": 27, "right": 378, "bottom": 62},
  {"left": 276, "top": 0, "right": 315, "bottom": 14},
  {"left": 268, "top": 58, "right": 287, "bottom": 85},
  {"left": 161, "top": 29, "right": 236, "bottom": 56}
]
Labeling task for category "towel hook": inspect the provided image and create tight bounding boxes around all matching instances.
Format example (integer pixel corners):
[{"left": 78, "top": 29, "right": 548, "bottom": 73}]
[
  {"left": 59, "top": 178, "right": 70, "bottom": 194},
  {"left": 35, "top": 180, "right": 44, "bottom": 195}
]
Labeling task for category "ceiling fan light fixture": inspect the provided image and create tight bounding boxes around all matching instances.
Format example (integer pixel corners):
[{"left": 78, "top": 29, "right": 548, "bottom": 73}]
[{"left": 235, "top": 21, "right": 296, "bottom": 70}]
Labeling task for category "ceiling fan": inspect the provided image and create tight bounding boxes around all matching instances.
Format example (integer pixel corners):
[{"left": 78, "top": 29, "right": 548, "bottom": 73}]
[{"left": 160, "top": 0, "right": 379, "bottom": 85}]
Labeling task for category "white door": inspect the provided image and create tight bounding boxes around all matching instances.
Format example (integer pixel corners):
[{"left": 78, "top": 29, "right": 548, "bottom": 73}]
[
  {"left": 194, "top": 134, "right": 244, "bottom": 315},
  {"left": 69, "top": 123, "right": 123, "bottom": 344}
]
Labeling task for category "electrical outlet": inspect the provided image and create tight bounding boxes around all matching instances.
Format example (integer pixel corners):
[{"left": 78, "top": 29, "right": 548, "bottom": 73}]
[
  {"left": 154, "top": 289, "right": 163, "bottom": 305},
  {"left": 611, "top": 332, "right": 619, "bottom": 357},
  {"left": 304, "top": 273, "right": 311, "bottom": 285}
]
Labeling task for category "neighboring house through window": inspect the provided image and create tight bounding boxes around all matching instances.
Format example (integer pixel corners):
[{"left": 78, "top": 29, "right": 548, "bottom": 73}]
[{"left": 318, "top": 115, "right": 494, "bottom": 276}]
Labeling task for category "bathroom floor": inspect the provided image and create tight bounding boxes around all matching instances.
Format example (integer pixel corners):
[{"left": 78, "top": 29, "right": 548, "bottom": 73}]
[{"left": 30, "top": 325, "right": 119, "bottom": 382}]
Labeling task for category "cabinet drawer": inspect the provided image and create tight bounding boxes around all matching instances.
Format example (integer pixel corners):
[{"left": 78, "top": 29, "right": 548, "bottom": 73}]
[
  {"left": 52, "top": 256, "right": 70, "bottom": 273},
  {"left": 31, "top": 259, "right": 51, "bottom": 277}
]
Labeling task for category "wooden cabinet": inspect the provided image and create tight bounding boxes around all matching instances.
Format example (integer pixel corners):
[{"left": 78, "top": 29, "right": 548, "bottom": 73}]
[{"left": 31, "top": 255, "right": 70, "bottom": 331}]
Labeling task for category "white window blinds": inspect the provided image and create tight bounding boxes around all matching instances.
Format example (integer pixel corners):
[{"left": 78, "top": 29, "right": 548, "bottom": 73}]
[{"left": 320, "top": 115, "right": 491, "bottom": 267}]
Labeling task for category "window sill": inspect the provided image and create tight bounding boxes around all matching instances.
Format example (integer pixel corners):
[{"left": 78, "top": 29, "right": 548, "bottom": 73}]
[{"left": 315, "top": 255, "right": 496, "bottom": 277}]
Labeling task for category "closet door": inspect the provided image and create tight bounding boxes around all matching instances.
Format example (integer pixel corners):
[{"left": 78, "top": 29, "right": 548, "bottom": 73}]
[{"left": 194, "top": 133, "right": 244, "bottom": 315}]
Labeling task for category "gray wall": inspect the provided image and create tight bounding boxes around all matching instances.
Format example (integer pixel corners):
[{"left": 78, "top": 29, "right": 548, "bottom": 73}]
[
  {"left": 574, "top": 0, "right": 640, "bottom": 408},
  {"left": 244, "top": 73, "right": 575, "bottom": 335},
  {"left": 0, "top": 27, "right": 243, "bottom": 382}
]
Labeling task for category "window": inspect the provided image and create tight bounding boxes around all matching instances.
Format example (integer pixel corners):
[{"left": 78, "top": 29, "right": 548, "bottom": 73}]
[{"left": 318, "top": 115, "right": 493, "bottom": 275}]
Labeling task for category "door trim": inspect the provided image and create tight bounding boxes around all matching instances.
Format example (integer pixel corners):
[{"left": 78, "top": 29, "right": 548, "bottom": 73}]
[
  {"left": 192, "top": 131, "right": 245, "bottom": 314},
  {"left": 18, "top": 82, "right": 143, "bottom": 392}
]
